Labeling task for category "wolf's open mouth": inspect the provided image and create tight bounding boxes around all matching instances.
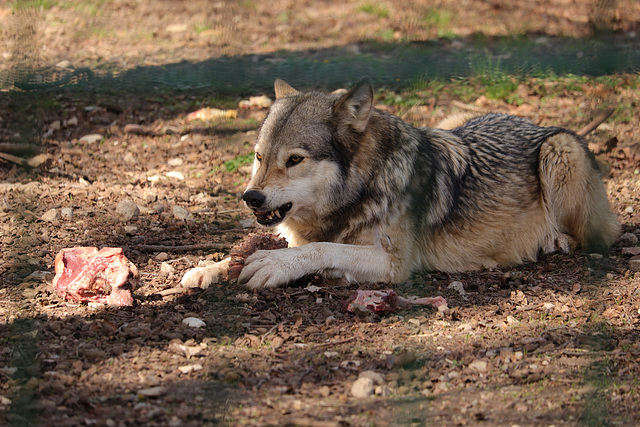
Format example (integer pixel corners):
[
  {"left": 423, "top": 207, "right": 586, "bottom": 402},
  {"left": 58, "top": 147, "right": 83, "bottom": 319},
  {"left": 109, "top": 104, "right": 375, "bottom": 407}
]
[{"left": 253, "top": 202, "right": 292, "bottom": 226}]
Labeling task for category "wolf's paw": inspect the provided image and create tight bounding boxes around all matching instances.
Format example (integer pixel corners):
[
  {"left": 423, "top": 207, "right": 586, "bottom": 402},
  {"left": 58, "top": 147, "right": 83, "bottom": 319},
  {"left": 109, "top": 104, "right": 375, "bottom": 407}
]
[
  {"left": 542, "top": 233, "right": 570, "bottom": 255},
  {"left": 237, "top": 249, "right": 302, "bottom": 289},
  {"left": 180, "top": 258, "right": 230, "bottom": 289}
]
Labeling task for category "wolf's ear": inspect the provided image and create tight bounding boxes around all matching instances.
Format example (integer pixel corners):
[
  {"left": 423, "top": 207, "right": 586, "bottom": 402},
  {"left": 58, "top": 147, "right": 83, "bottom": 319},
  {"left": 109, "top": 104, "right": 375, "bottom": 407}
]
[
  {"left": 335, "top": 77, "right": 374, "bottom": 133},
  {"left": 274, "top": 79, "right": 299, "bottom": 99}
]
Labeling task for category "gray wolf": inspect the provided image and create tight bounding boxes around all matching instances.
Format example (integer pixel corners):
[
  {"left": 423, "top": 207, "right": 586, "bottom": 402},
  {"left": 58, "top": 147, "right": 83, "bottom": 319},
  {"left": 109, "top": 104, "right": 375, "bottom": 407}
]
[{"left": 182, "top": 78, "right": 620, "bottom": 290}]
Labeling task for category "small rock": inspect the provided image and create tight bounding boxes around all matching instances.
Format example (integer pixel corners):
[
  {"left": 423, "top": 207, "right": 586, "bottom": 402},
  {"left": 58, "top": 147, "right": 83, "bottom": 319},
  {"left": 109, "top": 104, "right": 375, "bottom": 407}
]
[
  {"left": 64, "top": 116, "right": 78, "bottom": 127},
  {"left": 375, "top": 385, "right": 391, "bottom": 397},
  {"left": 41, "top": 209, "right": 60, "bottom": 222},
  {"left": 448, "top": 280, "right": 466, "bottom": 296},
  {"left": 618, "top": 233, "right": 638, "bottom": 246},
  {"left": 124, "top": 225, "right": 138, "bottom": 235},
  {"left": 124, "top": 124, "right": 145, "bottom": 135},
  {"left": 123, "top": 153, "right": 136, "bottom": 165},
  {"left": 56, "top": 60, "right": 73, "bottom": 69},
  {"left": 60, "top": 207, "right": 73, "bottom": 218},
  {"left": 166, "top": 171, "right": 184, "bottom": 180},
  {"left": 629, "top": 259, "right": 640, "bottom": 272},
  {"left": 469, "top": 359, "right": 488, "bottom": 373},
  {"left": 155, "top": 252, "right": 169, "bottom": 261},
  {"left": 178, "top": 364, "right": 203, "bottom": 374},
  {"left": 79, "top": 134, "right": 104, "bottom": 144},
  {"left": 168, "top": 158, "right": 183, "bottom": 167},
  {"left": 625, "top": 206, "right": 634, "bottom": 215},
  {"left": 239, "top": 218, "right": 256, "bottom": 228},
  {"left": 172, "top": 205, "right": 192, "bottom": 220},
  {"left": 116, "top": 200, "right": 140, "bottom": 222},
  {"left": 351, "top": 377, "right": 375, "bottom": 398},
  {"left": 150, "top": 202, "right": 165, "bottom": 213},
  {"left": 543, "top": 302, "right": 555, "bottom": 311},
  {"left": 48, "top": 120, "right": 61, "bottom": 132},
  {"left": 359, "top": 370, "right": 385, "bottom": 384},
  {"left": 182, "top": 317, "right": 206, "bottom": 328},
  {"left": 137, "top": 386, "right": 167, "bottom": 397}
]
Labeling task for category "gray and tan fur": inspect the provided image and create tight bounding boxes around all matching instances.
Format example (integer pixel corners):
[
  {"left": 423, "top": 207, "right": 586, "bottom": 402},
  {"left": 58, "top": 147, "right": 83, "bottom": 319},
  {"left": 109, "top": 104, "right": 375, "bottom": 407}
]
[{"left": 182, "top": 78, "right": 620, "bottom": 290}]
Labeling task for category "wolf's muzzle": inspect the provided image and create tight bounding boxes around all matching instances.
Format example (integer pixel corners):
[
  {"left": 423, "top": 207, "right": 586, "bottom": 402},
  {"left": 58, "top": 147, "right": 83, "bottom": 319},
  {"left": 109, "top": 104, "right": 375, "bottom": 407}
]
[{"left": 243, "top": 190, "right": 266, "bottom": 209}]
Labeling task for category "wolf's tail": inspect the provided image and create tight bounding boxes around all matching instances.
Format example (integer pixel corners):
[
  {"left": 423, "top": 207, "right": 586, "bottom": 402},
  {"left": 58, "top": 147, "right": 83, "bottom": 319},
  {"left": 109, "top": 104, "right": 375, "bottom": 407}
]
[{"left": 538, "top": 132, "right": 620, "bottom": 252}]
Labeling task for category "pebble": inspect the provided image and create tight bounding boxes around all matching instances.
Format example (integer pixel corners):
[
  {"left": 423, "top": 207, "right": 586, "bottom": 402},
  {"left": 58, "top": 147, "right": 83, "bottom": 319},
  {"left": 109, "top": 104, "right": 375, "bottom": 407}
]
[
  {"left": 168, "top": 158, "right": 183, "bottom": 167},
  {"left": 629, "top": 259, "right": 640, "bottom": 272},
  {"left": 137, "top": 386, "right": 167, "bottom": 397},
  {"left": 182, "top": 317, "right": 206, "bottom": 328},
  {"left": 625, "top": 206, "right": 634, "bottom": 215},
  {"left": 41, "top": 209, "right": 60, "bottom": 222},
  {"left": 172, "top": 205, "right": 192, "bottom": 220},
  {"left": 543, "top": 302, "right": 555, "bottom": 311},
  {"left": 116, "top": 200, "right": 140, "bottom": 222},
  {"left": 448, "top": 280, "right": 466, "bottom": 296},
  {"left": 468, "top": 359, "right": 488, "bottom": 373},
  {"left": 79, "top": 134, "right": 104, "bottom": 144},
  {"left": 351, "top": 377, "right": 375, "bottom": 398},
  {"left": 124, "top": 225, "right": 138, "bottom": 235},
  {"left": 178, "top": 364, "right": 203, "bottom": 374},
  {"left": 155, "top": 252, "right": 169, "bottom": 261},
  {"left": 359, "top": 370, "right": 385, "bottom": 384},
  {"left": 56, "top": 60, "right": 72, "bottom": 69},
  {"left": 60, "top": 207, "right": 73, "bottom": 218},
  {"left": 166, "top": 171, "right": 184, "bottom": 180},
  {"left": 123, "top": 153, "right": 136, "bottom": 165},
  {"left": 618, "top": 233, "right": 638, "bottom": 246}
]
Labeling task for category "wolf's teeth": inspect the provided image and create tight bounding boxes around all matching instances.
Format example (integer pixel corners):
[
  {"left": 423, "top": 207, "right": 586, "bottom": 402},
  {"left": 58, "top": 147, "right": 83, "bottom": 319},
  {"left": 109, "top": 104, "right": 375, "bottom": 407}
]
[{"left": 274, "top": 209, "right": 281, "bottom": 218}]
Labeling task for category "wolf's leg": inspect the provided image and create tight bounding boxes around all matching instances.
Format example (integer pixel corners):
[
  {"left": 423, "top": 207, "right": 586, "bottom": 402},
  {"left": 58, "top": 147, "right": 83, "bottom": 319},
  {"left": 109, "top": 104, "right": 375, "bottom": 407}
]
[
  {"left": 237, "top": 243, "right": 394, "bottom": 289},
  {"left": 181, "top": 257, "right": 230, "bottom": 289},
  {"left": 538, "top": 133, "right": 620, "bottom": 252}
]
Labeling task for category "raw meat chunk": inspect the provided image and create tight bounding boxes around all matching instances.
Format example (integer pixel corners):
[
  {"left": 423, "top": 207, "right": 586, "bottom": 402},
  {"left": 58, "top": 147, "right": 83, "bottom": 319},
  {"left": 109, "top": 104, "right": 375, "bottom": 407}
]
[
  {"left": 52, "top": 247, "right": 138, "bottom": 306},
  {"left": 228, "top": 233, "right": 288, "bottom": 281}
]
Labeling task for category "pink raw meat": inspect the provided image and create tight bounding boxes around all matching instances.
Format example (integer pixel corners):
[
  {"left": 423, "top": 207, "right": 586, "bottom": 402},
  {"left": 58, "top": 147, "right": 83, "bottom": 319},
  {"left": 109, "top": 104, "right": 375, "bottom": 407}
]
[
  {"left": 52, "top": 247, "right": 139, "bottom": 306},
  {"left": 228, "top": 234, "right": 288, "bottom": 281},
  {"left": 344, "top": 289, "right": 448, "bottom": 315}
]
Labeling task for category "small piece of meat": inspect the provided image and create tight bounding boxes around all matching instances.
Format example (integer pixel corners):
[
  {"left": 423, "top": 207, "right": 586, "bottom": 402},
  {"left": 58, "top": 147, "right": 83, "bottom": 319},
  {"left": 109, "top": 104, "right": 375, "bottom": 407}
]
[
  {"left": 228, "top": 233, "right": 288, "bottom": 281},
  {"left": 52, "top": 247, "right": 139, "bottom": 306},
  {"left": 344, "top": 289, "right": 448, "bottom": 315}
]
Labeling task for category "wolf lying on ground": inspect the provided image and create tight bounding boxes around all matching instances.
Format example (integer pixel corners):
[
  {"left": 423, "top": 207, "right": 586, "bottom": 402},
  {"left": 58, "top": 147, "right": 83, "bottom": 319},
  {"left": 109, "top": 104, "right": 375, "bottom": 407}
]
[{"left": 182, "top": 78, "right": 620, "bottom": 290}]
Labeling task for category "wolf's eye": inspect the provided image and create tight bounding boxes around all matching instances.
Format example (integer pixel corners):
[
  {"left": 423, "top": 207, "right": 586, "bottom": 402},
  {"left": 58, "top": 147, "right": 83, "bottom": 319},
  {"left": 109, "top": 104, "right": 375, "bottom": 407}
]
[
  {"left": 286, "top": 155, "right": 304, "bottom": 167},
  {"left": 255, "top": 153, "right": 263, "bottom": 162}
]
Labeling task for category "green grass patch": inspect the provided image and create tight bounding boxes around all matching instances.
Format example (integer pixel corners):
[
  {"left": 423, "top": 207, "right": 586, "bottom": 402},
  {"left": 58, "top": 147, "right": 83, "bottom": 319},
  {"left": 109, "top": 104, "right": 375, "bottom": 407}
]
[
  {"left": 422, "top": 8, "right": 455, "bottom": 38},
  {"left": 12, "top": 0, "right": 57, "bottom": 11},
  {"left": 357, "top": 2, "right": 390, "bottom": 18},
  {"left": 222, "top": 153, "right": 254, "bottom": 173}
]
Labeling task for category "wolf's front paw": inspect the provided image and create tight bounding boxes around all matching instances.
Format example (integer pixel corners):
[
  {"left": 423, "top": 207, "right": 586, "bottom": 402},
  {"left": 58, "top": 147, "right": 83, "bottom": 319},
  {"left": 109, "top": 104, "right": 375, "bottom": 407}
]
[
  {"left": 237, "top": 249, "right": 302, "bottom": 289},
  {"left": 180, "top": 258, "right": 230, "bottom": 289}
]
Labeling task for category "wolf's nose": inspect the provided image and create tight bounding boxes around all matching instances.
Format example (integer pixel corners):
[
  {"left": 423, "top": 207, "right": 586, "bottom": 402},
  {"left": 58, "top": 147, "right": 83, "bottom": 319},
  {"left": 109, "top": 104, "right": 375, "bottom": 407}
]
[{"left": 243, "top": 190, "right": 266, "bottom": 209}]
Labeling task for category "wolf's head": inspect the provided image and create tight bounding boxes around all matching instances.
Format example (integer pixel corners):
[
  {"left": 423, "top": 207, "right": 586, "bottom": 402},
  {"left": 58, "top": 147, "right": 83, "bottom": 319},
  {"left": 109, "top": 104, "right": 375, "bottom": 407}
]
[{"left": 242, "top": 78, "right": 374, "bottom": 230}]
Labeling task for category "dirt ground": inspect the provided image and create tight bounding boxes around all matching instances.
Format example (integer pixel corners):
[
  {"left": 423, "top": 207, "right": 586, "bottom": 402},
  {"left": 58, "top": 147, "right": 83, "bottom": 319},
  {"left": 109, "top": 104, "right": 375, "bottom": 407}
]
[{"left": 1, "top": 1, "right": 640, "bottom": 426}]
